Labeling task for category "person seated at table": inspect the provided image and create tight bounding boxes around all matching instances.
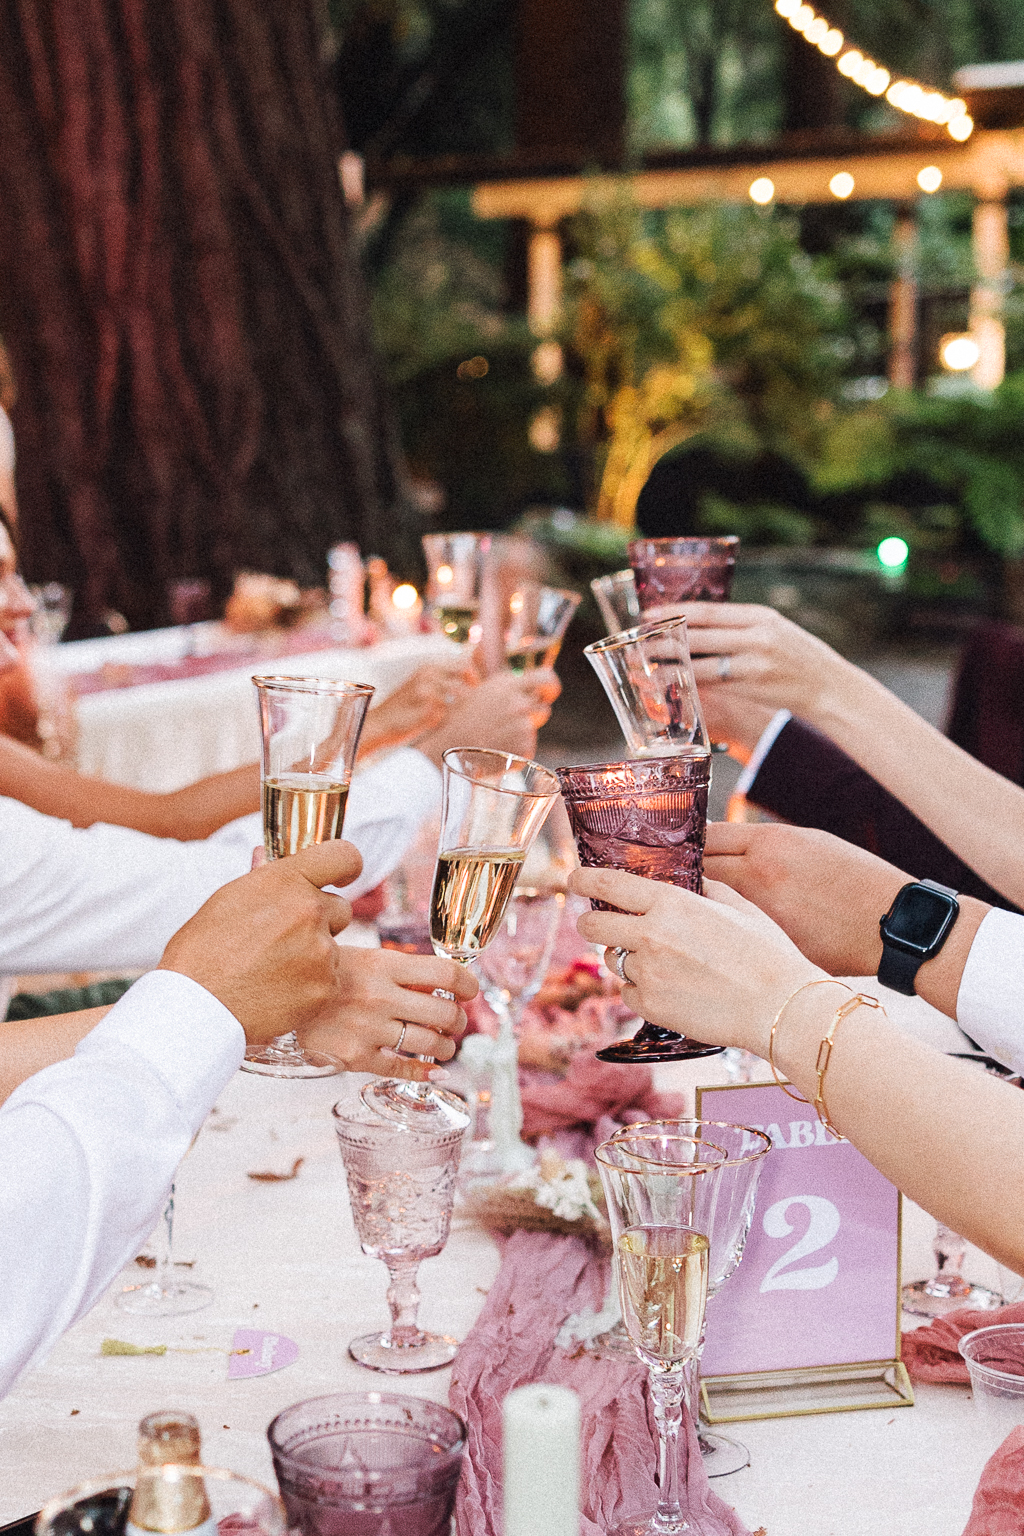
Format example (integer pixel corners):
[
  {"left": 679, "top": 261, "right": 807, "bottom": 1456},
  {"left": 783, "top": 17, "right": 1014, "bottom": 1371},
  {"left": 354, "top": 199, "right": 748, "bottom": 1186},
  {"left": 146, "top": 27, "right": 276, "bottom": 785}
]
[
  {"left": 679, "top": 598, "right": 1024, "bottom": 910},
  {"left": 0, "top": 837, "right": 478, "bottom": 1398},
  {"left": 0, "top": 509, "right": 560, "bottom": 839},
  {"left": 568, "top": 828, "right": 1024, "bottom": 1274}
]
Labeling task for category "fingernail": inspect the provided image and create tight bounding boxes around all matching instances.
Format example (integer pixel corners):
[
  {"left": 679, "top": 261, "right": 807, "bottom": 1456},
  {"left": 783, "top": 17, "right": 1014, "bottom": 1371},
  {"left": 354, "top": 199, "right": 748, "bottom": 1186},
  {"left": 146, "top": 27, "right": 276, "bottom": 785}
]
[{"left": 428, "top": 1067, "right": 452, "bottom": 1083}]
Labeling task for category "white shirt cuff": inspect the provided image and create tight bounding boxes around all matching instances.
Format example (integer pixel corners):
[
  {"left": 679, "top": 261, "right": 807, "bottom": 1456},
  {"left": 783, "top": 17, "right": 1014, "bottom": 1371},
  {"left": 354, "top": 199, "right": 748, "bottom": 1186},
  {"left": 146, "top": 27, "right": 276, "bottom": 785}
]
[
  {"left": 733, "top": 710, "right": 792, "bottom": 796},
  {"left": 76, "top": 970, "right": 245, "bottom": 1130},
  {"left": 955, "top": 907, "right": 1024, "bottom": 1073}
]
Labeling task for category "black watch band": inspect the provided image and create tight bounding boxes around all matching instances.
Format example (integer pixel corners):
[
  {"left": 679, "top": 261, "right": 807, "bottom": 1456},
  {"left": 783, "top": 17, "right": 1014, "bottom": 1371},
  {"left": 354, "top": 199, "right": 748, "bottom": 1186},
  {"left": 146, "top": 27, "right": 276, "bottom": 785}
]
[
  {"left": 878, "top": 878, "right": 959, "bottom": 997},
  {"left": 877, "top": 943, "right": 925, "bottom": 995}
]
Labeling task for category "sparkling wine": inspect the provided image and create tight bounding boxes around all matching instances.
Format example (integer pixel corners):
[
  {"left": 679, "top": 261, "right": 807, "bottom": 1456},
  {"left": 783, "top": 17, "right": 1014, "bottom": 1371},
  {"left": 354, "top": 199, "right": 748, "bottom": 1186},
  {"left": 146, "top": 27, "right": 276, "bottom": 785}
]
[
  {"left": 263, "top": 775, "right": 349, "bottom": 859},
  {"left": 560, "top": 748, "right": 710, "bottom": 896},
  {"left": 617, "top": 1225, "right": 709, "bottom": 1363},
  {"left": 435, "top": 603, "right": 478, "bottom": 644},
  {"left": 430, "top": 848, "right": 525, "bottom": 959},
  {"left": 505, "top": 640, "right": 559, "bottom": 674}
]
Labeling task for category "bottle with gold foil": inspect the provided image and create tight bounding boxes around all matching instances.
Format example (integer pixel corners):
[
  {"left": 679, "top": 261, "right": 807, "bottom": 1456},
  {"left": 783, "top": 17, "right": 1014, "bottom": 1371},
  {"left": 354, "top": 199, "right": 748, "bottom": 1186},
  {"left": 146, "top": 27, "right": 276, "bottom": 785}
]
[{"left": 125, "top": 1412, "right": 217, "bottom": 1536}]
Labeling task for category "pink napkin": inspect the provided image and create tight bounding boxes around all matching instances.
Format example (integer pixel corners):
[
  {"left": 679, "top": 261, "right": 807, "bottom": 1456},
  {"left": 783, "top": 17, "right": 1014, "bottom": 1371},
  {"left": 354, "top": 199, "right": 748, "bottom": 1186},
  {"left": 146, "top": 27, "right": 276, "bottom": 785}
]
[
  {"left": 520, "top": 1051, "right": 686, "bottom": 1142},
  {"left": 902, "top": 1302, "right": 1024, "bottom": 1384},
  {"left": 449, "top": 1230, "right": 754, "bottom": 1536},
  {"left": 962, "top": 1426, "right": 1024, "bottom": 1535}
]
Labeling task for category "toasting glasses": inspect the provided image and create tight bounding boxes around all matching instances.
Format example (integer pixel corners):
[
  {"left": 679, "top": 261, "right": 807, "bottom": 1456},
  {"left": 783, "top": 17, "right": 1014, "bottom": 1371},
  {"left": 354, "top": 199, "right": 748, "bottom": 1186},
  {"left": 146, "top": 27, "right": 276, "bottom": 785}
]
[
  {"left": 585, "top": 616, "right": 709, "bottom": 760},
  {"left": 362, "top": 748, "right": 561, "bottom": 1130},
  {"left": 242, "top": 675, "right": 374, "bottom": 1078},
  {"left": 612, "top": 1120, "right": 771, "bottom": 1478},
  {"left": 422, "top": 532, "right": 491, "bottom": 646},
  {"left": 628, "top": 537, "right": 739, "bottom": 617},
  {"left": 596, "top": 1133, "right": 727, "bottom": 1536}
]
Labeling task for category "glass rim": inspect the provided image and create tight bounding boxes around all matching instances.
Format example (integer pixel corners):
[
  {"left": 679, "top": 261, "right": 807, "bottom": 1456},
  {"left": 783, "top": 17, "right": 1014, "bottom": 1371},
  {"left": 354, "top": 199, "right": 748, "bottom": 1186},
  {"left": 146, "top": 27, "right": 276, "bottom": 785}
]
[
  {"left": 330, "top": 1100, "right": 468, "bottom": 1145},
  {"left": 610, "top": 1119, "right": 772, "bottom": 1167},
  {"left": 36, "top": 1466, "right": 285, "bottom": 1532},
  {"left": 583, "top": 614, "right": 689, "bottom": 657},
  {"left": 555, "top": 750, "right": 711, "bottom": 783},
  {"left": 591, "top": 568, "right": 635, "bottom": 588},
  {"left": 252, "top": 675, "right": 376, "bottom": 697},
  {"left": 595, "top": 1133, "right": 728, "bottom": 1176},
  {"left": 628, "top": 535, "right": 740, "bottom": 553},
  {"left": 959, "top": 1323, "right": 1024, "bottom": 1378},
  {"left": 267, "top": 1390, "right": 468, "bottom": 1470},
  {"left": 441, "top": 746, "right": 560, "bottom": 799}
]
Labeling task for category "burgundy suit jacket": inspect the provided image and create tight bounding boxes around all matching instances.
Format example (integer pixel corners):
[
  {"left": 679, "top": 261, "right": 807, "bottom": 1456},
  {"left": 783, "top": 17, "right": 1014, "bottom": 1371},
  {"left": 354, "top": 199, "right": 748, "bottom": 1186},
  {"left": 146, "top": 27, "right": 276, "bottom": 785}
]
[{"left": 747, "top": 717, "right": 1018, "bottom": 912}]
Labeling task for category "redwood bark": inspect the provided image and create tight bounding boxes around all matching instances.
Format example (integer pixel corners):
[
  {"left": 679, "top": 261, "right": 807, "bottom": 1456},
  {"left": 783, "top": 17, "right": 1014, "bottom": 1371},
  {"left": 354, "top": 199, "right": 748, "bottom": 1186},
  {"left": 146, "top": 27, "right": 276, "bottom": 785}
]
[{"left": 0, "top": 0, "right": 416, "bottom": 632}]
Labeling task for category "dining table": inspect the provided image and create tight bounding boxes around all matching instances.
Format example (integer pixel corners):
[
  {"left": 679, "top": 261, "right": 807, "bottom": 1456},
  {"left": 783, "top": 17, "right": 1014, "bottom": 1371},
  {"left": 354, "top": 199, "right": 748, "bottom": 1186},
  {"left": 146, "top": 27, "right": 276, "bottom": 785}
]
[{"left": 0, "top": 1034, "right": 1007, "bottom": 1536}]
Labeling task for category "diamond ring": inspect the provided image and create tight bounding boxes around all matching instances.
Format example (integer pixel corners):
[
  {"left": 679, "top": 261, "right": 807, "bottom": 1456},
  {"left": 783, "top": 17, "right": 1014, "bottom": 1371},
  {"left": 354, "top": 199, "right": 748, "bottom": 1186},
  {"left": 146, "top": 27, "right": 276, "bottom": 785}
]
[
  {"left": 717, "top": 655, "right": 732, "bottom": 681},
  {"left": 609, "top": 946, "right": 633, "bottom": 984}
]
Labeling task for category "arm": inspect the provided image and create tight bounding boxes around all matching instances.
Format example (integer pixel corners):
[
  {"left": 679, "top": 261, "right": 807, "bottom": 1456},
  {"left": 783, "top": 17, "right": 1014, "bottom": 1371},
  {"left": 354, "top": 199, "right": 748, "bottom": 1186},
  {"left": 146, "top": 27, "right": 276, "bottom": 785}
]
[
  {"left": 568, "top": 863, "right": 1024, "bottom": 1272},
  {"left": 684, "top": 601, "right": 1024, "bottom": 907},
  {"left": 0, "top": 1007, "right": 108, "bottom": 1104}
]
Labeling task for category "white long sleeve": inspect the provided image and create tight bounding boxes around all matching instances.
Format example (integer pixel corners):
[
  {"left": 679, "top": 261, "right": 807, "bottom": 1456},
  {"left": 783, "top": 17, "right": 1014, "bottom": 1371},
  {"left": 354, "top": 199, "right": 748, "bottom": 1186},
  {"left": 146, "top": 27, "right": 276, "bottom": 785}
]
[
  {"left": 0, "top": 971, "right": 244, "bottom": 1397},
  {"left": 956, "top": 907, "right": 1024, "bottom": 1073},
  {"left": 0, "top": 747, "right": 443, "bottom": 984}
]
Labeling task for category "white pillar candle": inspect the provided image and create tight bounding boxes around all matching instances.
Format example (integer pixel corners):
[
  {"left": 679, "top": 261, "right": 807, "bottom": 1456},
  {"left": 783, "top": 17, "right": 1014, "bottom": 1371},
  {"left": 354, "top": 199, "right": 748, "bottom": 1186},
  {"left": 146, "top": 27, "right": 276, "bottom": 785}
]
[{"left": 503, "top": 1383, "right": 581, "bottom": 1536}]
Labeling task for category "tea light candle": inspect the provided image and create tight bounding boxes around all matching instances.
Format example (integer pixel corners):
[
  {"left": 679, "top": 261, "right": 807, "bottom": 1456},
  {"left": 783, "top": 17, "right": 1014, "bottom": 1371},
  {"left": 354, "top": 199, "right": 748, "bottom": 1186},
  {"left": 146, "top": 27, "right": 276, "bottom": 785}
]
[{"left": 503, "top": 1383, "right": 581, "bottom": 1536}]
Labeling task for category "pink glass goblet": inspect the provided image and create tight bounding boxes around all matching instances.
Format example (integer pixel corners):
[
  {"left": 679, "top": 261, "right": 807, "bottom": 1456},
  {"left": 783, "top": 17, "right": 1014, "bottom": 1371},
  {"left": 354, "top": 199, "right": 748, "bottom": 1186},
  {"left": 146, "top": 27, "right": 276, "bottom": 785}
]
[
  {"left": 555, "top": 752, "right": 721, "bottom": 1063},
  {"left": 628, "top": 536, "right": 739, "bottom": 617}
]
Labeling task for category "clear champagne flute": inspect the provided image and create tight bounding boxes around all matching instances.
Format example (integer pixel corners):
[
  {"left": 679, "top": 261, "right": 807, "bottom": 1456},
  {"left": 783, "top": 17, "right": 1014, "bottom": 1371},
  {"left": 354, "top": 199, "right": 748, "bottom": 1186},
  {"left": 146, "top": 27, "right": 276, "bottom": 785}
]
[
  {"left": 242, "top": 675, "right": 374, "bottom": 1079},
  {"left": 591, "top": 568, "right": 641, "bottom": 636},
  {"left": 595, "top": 1133, "right": 728, "bottom": 1536},
  {"left": 422, "top": 532, "right": 491, "bottom": 646},
  {"left": 115, "top": 1182, "right": 213, "bottom": 1315},
  {"left": 362, "top": 748, "right": 561, "bottom": 1131},
  {"left": 503, "top": 584, "right": 581, "bottom": 674}
]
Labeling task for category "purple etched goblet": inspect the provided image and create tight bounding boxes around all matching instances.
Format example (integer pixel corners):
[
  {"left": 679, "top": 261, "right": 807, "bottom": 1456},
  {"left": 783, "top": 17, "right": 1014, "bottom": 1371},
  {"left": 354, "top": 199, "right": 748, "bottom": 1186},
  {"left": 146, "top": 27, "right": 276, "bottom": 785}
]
[
  {"left": 628, "top": 536, "right": 739, "bottom": 618},
  {"left": 556, "top": 752, "right": 721, "bottom": 1063}
]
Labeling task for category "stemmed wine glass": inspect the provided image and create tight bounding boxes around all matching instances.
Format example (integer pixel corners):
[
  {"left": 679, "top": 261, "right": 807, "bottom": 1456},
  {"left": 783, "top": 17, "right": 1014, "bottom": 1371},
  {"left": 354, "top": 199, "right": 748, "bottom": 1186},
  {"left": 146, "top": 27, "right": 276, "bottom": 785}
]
[
  {"left": 474, "top": 885, "right": 566, "bottom": 1173},
  {"left": 584, "top": 615, "right": 709, "bottom": 761},
  {"left": 422, "top": 532, "right": 491, "bottom": 646},
  {"left": 363, "top": 748, "right": 561, "bottom": 1130},
  {"left": 627, "top": 536, "right": 739, "bottom": 617},
  {"left": 595, "top": 1132, "right": 728, "bottom": 1536},
  {"left": 241, "top": 675, "right": 374, "bottom": 1078},
  {"left": 613, "top": 1119, "right": 771, "bottom": 1478},
  {"left": 333, "top": 1101, "right": 468, "bottom": 1372},
  {"left": 115, "top": 1181, "right": 213, "bottom": 1316},
  {"left": 503, "top": 584, "right": 581, "bottom": 674}
]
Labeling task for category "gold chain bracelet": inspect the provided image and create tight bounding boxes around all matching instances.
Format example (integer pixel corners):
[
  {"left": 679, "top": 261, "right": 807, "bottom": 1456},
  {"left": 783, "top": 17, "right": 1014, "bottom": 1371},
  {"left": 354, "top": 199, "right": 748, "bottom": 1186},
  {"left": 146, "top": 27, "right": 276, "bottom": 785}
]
[
  {"left": 768, "top": 978, "right": 852, "bottom": 1101},
  {"left": 768, "top": 977, "right": 886, "bottom": 1139}
]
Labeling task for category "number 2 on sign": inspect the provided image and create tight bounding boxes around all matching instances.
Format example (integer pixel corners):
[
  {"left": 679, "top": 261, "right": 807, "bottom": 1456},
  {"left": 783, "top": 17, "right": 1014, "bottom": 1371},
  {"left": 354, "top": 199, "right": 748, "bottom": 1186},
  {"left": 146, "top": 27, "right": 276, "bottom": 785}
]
[{"left": 759, "top": 1195, "right": 840, "bottom": 1293}]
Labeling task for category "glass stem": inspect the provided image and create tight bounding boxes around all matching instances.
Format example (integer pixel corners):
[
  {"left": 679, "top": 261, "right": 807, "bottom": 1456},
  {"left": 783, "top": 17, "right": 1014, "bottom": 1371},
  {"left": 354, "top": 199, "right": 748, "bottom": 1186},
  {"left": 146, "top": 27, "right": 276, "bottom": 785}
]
[
  {"left": 488, "top": 994, "right": 528, "bottom": 1169},
  {"left": 384, "top": 1258, "right": 424, "bottom": 1348},
  {"left": 648, "top": 1362, "right": 688, "bottom": 1532},
  {"left": 153, "top": 1185, "right": 176, "bottom": 1288}
]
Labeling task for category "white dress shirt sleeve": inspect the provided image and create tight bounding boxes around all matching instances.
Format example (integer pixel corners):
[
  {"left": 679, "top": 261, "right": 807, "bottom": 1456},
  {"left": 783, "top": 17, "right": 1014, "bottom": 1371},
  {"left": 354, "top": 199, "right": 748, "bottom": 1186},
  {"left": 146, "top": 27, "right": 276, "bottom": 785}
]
[
  {"left": 733, "top": 710, "right": 792, "bottom": 797},
  {"left": 955, "top": 907, "right": 1024, "bottom": 1073},
  {"left": 0, "top": 970, "right": 244, "bottom": 1398}
]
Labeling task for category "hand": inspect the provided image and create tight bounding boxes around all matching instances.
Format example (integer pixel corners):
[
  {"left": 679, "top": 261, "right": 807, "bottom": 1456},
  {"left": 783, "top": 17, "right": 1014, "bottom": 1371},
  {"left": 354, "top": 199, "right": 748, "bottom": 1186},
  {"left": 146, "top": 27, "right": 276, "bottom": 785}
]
[
  {"left": 704, "top": 822, "right": 907, "bottom": 976},
  {"left": 301, "top": 948, "right": 477, "bottom": 1081},
  {"left": 159, "top": 841, "right": 360, "bottom": 1042},
  {"left": 359, "top": 662, "right": 476, "bottom": 759},
  {"left": 681, "top": 602, "right": 857, "bottom": 728},
  {"left": 416, "top": 669, "right": 558, "bottom": 766},
  {"left": 568, "top": 864, "right": 819, "bottom": 1056}
]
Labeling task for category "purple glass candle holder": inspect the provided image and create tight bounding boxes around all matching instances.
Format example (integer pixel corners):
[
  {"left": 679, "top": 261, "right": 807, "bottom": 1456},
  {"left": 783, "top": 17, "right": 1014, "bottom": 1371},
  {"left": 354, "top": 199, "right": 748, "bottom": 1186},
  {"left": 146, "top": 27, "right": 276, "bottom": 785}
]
[
  {"left": 268, "top": 1391, "right": 466, "bottom": 1536},
  {"left": 628, "top": 536, "right": 739, "bottom": 615},
  {"left": 556, "top": 752, "right": 721, "bottom": 1063}
]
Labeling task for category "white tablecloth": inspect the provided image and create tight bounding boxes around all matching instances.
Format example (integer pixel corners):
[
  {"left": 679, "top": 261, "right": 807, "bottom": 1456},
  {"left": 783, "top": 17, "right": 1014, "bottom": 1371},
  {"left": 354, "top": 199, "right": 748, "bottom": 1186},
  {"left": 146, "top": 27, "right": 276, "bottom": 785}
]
[
  {"left": 0, "top": 1056, "right": 1008, "bottom": 1534},
  {"left": 57, "top": 633, "right": 458, "bottom": 792}
]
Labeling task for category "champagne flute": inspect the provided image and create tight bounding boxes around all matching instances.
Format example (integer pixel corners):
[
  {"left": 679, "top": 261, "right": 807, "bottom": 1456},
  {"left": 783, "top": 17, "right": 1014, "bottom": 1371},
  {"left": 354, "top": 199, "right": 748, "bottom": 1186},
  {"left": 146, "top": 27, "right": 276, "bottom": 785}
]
[
  {"left": 595, "top": 1133, "right": 727, "bottom": 1536},
  {"left": 591, "top": 568, "right": 641, "bottom": 636},
  {"left": 362, "top": 748, "right": 561, "bottom": 1131},
  {"left": 422, "top": 532, "right": 491, "bottom": 646},
  {"left": 241, "top": 674, "right": 374, "bottom": 1078},
  {"left": 503, "top": 584, "right": 581, "bottom": 674}
]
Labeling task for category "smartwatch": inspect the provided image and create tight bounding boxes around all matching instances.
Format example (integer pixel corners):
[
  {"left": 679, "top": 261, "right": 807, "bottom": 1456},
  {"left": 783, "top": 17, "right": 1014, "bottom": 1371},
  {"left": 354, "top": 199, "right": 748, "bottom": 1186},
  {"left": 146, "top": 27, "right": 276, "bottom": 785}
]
[{"left": 878, "top": 878, "right": 960, "bottom": 996}]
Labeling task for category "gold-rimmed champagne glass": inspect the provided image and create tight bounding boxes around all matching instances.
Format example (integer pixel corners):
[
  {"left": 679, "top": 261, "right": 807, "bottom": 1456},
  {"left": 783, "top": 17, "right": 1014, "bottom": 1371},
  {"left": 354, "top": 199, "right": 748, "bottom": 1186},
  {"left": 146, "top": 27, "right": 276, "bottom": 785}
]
[
  {"left": 242, "top": 674, "right": 374, "bottom": 1078},
  {"left": 362, "top": 748, "right": 560, "bottom": 1130}
]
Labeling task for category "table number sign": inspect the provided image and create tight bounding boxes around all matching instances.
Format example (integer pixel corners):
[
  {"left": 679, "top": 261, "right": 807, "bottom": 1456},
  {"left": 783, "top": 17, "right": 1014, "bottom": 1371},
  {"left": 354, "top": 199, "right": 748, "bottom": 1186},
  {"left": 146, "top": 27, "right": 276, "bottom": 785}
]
[{"left": 696, "top": 1080, "right": 914, "bottom": 1422}]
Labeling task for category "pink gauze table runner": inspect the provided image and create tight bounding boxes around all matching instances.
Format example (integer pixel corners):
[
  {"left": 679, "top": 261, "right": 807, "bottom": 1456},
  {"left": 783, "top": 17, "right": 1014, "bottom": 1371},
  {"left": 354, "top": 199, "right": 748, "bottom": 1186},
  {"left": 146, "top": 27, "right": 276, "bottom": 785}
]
[
  {"left": 902, "top": 1300, "right": 1024, "bottom": 1384},
  {"left": 448, "top": 1230, "right": 755, "bottom": 1536}
]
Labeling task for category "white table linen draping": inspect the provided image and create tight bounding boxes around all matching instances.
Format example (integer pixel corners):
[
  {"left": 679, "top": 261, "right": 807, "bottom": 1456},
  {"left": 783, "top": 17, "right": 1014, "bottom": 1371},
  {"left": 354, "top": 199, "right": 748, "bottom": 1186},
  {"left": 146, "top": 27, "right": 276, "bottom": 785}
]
[
  {"left": 0, "top": 1055, "right": 1007, "bottom": 1536},
  {"left": 53, "top": 633, "right": 459, "bottom": 791}
]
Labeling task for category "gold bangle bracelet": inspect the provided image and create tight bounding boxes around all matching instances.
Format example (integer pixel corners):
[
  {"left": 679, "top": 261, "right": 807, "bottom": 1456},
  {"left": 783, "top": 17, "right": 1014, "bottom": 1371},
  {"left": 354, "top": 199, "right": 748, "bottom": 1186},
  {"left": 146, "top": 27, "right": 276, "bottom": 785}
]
[
  {"left": 814, "top": 992, "right": 884, "bottom": 1140},
  {"left": 768, "top": 977, "right": 852, "bottom": 1102}
]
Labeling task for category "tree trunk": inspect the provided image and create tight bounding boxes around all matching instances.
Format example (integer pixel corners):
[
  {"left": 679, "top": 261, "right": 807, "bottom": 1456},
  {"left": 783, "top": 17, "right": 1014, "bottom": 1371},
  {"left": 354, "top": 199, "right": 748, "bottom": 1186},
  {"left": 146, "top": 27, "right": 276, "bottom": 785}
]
[{"left": 0, "top": 0, "right": 417, "bottom": 633}]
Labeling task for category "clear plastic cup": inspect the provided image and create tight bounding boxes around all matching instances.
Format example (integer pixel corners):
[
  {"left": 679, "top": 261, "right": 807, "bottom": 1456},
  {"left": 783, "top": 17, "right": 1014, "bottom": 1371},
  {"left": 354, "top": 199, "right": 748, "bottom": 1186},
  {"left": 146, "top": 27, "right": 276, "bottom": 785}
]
[{"left": 959, "top": 1324, "right": 1024, "bottom": 1438}]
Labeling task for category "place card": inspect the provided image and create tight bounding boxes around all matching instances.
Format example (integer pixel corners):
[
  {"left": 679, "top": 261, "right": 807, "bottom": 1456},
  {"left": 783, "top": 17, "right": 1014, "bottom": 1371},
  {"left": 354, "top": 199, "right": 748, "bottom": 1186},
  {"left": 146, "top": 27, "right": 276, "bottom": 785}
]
[
  {"left": 228, "top": 1328, "right": 299, "bottom": 1379},
  {"left": 696, "top": 1080, "right": 913, "bottom": 1421}
]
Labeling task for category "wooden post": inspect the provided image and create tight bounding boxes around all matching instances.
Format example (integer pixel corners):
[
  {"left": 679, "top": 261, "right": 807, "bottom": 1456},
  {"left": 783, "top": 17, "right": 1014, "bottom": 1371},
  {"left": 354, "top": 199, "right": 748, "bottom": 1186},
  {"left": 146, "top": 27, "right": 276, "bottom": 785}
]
[
  {"left": 971, "top": 196, "right": 1009, "bottom": 390},
  {"left": 888, "top": 207, "right": 918, "bottom": 390}
]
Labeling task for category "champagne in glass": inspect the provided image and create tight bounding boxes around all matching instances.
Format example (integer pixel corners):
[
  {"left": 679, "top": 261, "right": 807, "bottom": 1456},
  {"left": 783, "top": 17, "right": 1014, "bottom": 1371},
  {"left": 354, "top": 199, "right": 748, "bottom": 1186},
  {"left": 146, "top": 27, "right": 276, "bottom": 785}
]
[
  {"left": 363, "top": 748, "right": 560, "bottom": 1131},
  {"left": 422, "top": 534, "right": 490, "bottom": 648},
  {"left": 436, "top": 603, "right": 480, "bottom": 645},
  {"left": 503, "top": 585, "right": 581, "bottom": 676},
  {"left": 617, "top": 1227, "right": 710, "bottom": 1363},
  {"left": 243, "top": 675, "right": 374, "bottom": 1079}
]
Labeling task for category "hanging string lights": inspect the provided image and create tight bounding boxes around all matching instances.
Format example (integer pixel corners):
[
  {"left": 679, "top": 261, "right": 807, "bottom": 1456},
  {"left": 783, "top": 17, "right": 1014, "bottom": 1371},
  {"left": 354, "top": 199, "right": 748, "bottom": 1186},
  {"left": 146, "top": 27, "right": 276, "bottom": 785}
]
[{"left": 773, "top": 0, "right": 974, "bottom": 141}]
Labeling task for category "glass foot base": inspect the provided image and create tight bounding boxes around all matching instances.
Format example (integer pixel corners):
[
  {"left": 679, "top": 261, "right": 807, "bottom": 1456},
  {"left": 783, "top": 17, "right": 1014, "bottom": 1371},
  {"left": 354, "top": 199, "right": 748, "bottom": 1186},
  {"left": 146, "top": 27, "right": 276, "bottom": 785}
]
[
  {"left": 115, "top": 1279, "right": 214, "bottom": 1317},
  {"left": 902, "top": 1278, "right": 1003, "bottom": 1318},
  {"left": 611, "top": 1509, "right": 705, "bottom": 1536},
  {"left": 241, "top": 1044, "right": 339, "bottom": 1078},
  {"left": 699, "top": 1430, "right": 750, "bottom": 1478},
  {"left": 596, "top": 1034, "right": 724, "bottom": 1064},
  {"left": 361, "top": 1078, "right": 471, "bottom": 1132},
  {"left": 348, "top": 1329, "right": 459, "bottom": 1373}
]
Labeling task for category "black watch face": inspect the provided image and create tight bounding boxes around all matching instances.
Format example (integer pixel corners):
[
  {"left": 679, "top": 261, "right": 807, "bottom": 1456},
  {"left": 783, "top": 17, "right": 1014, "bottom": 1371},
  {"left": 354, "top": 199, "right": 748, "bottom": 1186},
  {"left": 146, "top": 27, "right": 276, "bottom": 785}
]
[{"left": 883, "top": 884, "right": 957, "bottom": 956}]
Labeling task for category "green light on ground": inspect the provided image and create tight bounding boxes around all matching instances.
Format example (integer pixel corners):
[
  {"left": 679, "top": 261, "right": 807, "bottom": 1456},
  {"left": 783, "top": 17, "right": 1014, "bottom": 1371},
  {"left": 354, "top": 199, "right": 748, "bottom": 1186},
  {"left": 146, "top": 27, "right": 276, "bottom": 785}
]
[{"left": 877, "top": 537, "right": 909, "bottom": 569}]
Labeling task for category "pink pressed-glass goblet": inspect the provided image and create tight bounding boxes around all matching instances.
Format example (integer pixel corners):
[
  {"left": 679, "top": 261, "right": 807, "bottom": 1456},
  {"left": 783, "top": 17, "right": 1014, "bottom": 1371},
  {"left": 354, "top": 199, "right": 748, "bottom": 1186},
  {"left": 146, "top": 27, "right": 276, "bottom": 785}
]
[
  {"left": 555, "top": 752, "right": 721, "bottom": 1063},
  {"left": 628, "top": 536, "right": 739, "bottom": 617}
]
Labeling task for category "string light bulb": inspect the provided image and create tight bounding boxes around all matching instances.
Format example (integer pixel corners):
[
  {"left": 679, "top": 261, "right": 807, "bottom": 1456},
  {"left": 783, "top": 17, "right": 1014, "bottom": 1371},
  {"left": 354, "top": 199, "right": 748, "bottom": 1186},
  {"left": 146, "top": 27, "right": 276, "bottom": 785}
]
[
  {"left": 830, "top": 172, "right": 855, "bottom": 198},
  {"left": 917, "top": 165, "right": 943, "bottom": 193},
  {"left": 749, "top": 177, "right": 776, "bottom": 204},
  {"left": 772, "top": 0, "right": 972, "bottom": 139}
]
